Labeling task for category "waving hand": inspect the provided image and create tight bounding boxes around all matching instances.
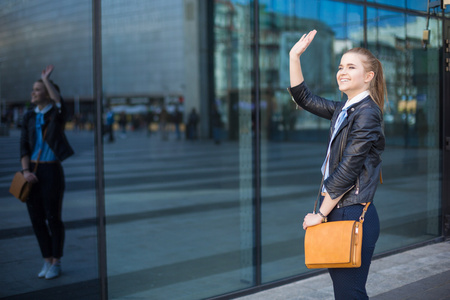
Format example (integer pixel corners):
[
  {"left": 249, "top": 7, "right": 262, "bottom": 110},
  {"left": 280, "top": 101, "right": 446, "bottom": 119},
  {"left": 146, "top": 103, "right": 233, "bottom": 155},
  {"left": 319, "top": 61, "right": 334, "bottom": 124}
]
[
  {"left": 289, "top": 30, "right": 317, "bottom": 87},
  {"left": 290, "top": 30, "right": 317, "bottom": 59}
]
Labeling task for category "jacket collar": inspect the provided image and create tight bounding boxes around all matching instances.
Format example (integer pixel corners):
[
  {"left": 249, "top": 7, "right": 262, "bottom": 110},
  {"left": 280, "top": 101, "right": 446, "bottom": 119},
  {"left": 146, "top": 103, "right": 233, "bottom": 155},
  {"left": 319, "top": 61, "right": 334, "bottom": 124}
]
[
  {"left": 34, "top": 103, "right": 53, "bottom": 114},
  {"left": 343, "top": 90, "right": 370, "bottom": 111},
  {"left": 332, "top": 95, "right": 373, "bottom": 138}
]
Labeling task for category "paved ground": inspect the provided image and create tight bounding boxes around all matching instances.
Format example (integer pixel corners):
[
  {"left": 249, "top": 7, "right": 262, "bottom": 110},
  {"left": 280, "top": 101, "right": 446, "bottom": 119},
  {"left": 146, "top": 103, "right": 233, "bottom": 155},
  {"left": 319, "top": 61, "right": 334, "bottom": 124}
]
[
  {"left": 0, "top": 128, "right": 448, "bottom": 299},
  {"left": 234, "top": 240, "right": 450, "bottom": 300}
]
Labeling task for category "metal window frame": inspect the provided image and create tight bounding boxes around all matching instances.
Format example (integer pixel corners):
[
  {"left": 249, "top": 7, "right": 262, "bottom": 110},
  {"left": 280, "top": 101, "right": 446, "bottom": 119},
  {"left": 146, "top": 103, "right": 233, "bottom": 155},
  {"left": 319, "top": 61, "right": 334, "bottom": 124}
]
[
  {"left": 93, "top": 0, "right": 108, "bottom": 299},
  {"left": 442, "top": 15, "right": 450, "bottom": 237}
]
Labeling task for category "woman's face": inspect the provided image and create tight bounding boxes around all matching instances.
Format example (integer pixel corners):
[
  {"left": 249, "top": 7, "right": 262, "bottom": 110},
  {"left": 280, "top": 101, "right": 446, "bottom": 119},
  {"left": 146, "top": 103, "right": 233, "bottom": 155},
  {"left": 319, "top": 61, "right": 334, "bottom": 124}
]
[
  {"left": 336, "top": 53, "right": 373, "bottom": 99},
  {"left": 31, "top": 82, "right": 48, "bottom": 105}
]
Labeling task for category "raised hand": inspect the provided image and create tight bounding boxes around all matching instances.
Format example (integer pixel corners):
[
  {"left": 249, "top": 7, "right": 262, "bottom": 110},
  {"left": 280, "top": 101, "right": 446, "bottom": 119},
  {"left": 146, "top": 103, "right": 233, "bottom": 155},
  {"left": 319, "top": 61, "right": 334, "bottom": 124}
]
[
  {"left": 41, "top": 65, "right": 54, "bottom": 80},
  {"left": 289, "top": 30, "right": 317, "bottom": 59},
  {"left": 40, "top": 65, "right": 61, "bottom": 103},
  {"left": 289, "top": 30, "right": 317, "bottom": 86}
]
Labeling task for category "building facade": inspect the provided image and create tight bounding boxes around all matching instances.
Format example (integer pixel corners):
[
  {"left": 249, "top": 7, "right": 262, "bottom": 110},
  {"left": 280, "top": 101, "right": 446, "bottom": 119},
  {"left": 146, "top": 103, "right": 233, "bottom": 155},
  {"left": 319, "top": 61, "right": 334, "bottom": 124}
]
[{"left": 1, "top": 0, "right": 449, "bottom": 299}]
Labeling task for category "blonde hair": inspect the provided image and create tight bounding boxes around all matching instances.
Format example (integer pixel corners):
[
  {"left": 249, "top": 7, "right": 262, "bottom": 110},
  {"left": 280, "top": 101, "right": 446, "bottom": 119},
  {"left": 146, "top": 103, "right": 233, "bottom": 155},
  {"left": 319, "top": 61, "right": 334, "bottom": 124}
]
[{"left": 345, "top": 47, "right": 387, "bottom": 112}]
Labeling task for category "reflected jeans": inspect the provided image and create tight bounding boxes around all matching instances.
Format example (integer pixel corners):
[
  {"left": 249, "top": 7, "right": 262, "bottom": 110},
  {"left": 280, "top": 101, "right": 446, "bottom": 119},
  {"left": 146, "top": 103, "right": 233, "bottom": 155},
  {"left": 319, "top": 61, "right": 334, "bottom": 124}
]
[{"left": 26, "top": 162, "right": 65, "bottom": 259}]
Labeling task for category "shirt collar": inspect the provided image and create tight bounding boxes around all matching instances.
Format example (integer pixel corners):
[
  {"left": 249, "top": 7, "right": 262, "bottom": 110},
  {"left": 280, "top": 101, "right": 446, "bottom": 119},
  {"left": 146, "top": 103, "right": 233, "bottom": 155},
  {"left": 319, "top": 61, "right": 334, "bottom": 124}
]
[
  {"left": 34, "top": 103, "right": 53, "bottom": 114},
  {"left": 342, "top": 90, "right": 370, "bottom": 111}
]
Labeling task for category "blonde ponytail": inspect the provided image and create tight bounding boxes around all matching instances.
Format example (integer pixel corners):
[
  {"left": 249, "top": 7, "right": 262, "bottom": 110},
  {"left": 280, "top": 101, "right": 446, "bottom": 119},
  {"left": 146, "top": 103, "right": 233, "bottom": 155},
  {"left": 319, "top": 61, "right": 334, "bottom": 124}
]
[{"left": 345, "top": 48, "right": 387, "bottom": 112}]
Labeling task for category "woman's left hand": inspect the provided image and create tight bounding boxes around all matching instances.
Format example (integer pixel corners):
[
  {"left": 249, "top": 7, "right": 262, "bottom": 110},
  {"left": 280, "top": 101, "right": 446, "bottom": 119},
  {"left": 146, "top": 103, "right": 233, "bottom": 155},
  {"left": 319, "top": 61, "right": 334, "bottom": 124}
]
[
  {"left": 289, "top": 29, "right": 317, "bottom": 59},
  {"left": 303, "top": 213, "right": 323, "bottom": 230}
]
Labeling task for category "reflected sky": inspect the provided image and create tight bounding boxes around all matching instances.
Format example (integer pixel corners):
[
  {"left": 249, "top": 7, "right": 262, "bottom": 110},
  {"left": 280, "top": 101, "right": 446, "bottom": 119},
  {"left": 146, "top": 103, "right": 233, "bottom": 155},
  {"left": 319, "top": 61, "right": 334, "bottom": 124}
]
[{"left": 229, "top": 0, "right": 439, "bottom": 41}]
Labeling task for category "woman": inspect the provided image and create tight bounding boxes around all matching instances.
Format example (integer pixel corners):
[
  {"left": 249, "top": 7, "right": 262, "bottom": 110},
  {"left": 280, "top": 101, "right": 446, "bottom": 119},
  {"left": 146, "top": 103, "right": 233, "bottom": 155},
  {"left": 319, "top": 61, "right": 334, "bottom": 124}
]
[
  {"left": 288, "top": 30, "right": 386, "bottom": 299},
  {"left": 20, "top": 65, "right": 74, "bottom": 279}
]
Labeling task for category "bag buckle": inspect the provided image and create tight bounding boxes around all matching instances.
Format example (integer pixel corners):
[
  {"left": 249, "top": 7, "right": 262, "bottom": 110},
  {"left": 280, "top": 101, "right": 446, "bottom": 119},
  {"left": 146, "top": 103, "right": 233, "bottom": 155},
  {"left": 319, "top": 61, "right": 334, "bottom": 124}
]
[{"left": 359, "top": 203, "right": 370, "bottom": 222}]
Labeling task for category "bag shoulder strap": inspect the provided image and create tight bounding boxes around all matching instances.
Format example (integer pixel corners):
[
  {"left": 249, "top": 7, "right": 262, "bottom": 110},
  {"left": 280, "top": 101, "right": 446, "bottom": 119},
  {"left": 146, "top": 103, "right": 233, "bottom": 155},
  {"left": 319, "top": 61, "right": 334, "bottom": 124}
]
[
  {"left": 312, "top": 174, "right": 325, "bottom": 214},
  {"left": 359, "top": 202, "right": 371, "bottom": 223},
  {"left": 32, "top": 126, "right": 49, "bottom": 173}
]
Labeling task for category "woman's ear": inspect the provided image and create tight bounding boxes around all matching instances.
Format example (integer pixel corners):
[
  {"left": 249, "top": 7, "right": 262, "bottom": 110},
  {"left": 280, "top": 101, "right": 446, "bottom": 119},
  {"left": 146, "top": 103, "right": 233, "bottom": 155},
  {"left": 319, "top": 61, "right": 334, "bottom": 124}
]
[{"left": 365, "top": 71, "right": 375, "bottom": 83}]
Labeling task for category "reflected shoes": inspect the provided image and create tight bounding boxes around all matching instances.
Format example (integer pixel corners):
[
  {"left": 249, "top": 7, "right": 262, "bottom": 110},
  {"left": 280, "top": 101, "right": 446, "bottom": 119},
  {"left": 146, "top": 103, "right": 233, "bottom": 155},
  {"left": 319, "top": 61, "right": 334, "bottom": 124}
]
[
  {"left": 38, "top": 262, "right": 61, "bottom": 279},
  {"left": 38, "top": 261, "right": 52, "bottom": 278},
  {"left": 45, "top": 263, "right": 61, "bottom": 280}
]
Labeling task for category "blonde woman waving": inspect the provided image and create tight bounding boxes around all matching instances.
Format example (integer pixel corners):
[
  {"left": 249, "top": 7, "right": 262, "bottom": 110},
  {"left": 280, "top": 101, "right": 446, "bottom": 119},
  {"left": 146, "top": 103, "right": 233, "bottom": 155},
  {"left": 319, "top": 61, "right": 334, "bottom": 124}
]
[{"left": 289, "top": 30, "right": 386, "bottom": 299}]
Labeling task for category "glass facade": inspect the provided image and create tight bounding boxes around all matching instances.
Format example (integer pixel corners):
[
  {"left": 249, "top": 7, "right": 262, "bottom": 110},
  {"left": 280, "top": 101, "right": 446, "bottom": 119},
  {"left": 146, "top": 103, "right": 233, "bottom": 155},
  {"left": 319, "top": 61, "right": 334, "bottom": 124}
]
[
  {"left": 0, "top": 0, "right": 448, "bottom": 299},
  {"left": 103, "top": 1, "right": 256, "bottom": 298},
  {"left": 0, "top": 0, "right": 99, "bottom": 298}
]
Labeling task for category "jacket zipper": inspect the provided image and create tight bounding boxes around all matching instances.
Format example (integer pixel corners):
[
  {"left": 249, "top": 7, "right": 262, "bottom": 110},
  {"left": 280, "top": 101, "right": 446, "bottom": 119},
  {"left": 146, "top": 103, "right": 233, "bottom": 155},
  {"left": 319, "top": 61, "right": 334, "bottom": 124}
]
[
  {"left": 353, "top": 223, "right": 359, "bottom": 265},
  {"left": 355, "top": 176, "right": 360, "bottom": 195},
  {"left": 336, "top": 184, "right": 355, "bottom": 208},
  {"left": 339, "top": 130, "right": 346, "bottom": 161}
]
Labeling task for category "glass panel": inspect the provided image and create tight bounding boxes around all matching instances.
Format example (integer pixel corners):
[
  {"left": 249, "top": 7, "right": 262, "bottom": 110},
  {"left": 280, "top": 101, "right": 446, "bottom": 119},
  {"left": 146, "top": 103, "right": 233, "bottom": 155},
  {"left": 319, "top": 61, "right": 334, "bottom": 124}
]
[
  {"left": 407, "top": 0, "right": 449, "bottom": 11},
  {"left": 407, "top": 0, "right": 428, "bottom": 10},
  {"left": 260, "top": 0, "right": 365, "bottom": 283},
  {"left": 368, "top": 0, "right": 406, "bottom": 8},
  {"left": 367, "top": 8, "right": 442, "bottom": 252},
  {"left": 103, "top": 1, "right": 255, "bottom": 298},
  {"left": 0, "top": 0, "right": 98, "bottom": 298}
]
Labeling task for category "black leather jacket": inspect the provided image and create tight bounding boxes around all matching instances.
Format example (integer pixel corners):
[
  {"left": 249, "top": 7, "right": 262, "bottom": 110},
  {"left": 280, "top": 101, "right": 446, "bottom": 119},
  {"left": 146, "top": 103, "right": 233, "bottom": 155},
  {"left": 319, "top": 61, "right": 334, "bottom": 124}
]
[
  {"left": 20, "top": 99, "right": 74, "bottom": 162},
  {"left": 288, "top": 82, "right": 384, "bottom": 207}
]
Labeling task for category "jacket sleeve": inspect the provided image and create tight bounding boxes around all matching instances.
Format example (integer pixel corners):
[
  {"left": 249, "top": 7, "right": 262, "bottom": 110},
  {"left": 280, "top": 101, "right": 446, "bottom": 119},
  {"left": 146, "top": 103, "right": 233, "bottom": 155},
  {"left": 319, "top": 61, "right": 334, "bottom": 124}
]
[
  {"left": 324, "top": 106, "right": 383, "bottom": 200},
  {"left": 45, "top": 98, "right": 75, "bottom": 161},
  {"left": 287, "top": 82, "right": 339, "bottom": 120},
  {"left": 54, "top": 97, "right": 68, "bottom": 124}
]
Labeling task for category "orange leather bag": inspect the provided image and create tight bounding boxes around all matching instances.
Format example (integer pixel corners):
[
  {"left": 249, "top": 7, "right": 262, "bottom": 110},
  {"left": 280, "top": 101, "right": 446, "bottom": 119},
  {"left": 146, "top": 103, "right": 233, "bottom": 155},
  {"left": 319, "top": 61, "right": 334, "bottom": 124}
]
[
  {"left": 304, "top": 203, "right": 369, "bottom": 269},
  {"left": 9, "top": 171, "right": 32, "bottom": 202},
  {"left": 9, "top": 127, "right": 47, "bottom": 202}
]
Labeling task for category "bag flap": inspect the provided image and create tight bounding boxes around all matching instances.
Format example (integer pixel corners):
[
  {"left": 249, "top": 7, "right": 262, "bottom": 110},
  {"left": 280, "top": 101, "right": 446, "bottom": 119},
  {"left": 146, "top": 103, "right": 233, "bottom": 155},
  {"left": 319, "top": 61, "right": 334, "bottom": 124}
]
[
  {"left": 9, "top": 172, "right": 28, "bottom": 196},
  {"left": 304, "top": 220, "right": 358, "bottom": 265}
]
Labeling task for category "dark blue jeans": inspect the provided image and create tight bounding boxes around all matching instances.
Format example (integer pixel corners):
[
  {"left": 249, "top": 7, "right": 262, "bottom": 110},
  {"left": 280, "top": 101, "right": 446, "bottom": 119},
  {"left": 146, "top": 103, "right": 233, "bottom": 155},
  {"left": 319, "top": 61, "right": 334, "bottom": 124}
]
[
  {"left": 327, "top": 203, "right": 380, "bottom": 300},
  {"left": 26, "top": 162, "right": 65, "bottom": 259}
]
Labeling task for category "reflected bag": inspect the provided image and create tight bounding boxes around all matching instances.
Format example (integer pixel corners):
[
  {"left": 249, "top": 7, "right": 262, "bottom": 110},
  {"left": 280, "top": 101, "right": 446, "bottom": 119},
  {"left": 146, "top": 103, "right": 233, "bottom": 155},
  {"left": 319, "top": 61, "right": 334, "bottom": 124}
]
[
  {"left": 9, "top": 127, "right": 47, "bottom": 203},
  {"left": 9, "top": 171, "right": 32, "bottom": 202},
  {"left": 304, "top": 205, "right": 368, "bottom": 269}
]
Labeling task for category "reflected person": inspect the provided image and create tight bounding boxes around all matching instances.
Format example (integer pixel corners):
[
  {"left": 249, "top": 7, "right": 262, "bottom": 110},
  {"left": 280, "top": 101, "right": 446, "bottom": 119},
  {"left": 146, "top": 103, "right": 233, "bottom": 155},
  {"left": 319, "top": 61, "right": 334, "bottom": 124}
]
[
  {"left": 211, "top": 105, "right": 223, "bottom": 144},
  {"left": 20, "top": 65, "right": 74, "bottom": 279},
  {"left": 105, "top": 108, "right": 115, "bottom": 142},
  {"left": 187, "top": 108, "right": 199, "bottom": 140},
  {"left": 159, "top": 106, "right": 169, "bottom": 140},
  {"left": 173, "top": 106, "right": 183, "bottom": 140},
  {"left": 289, "top": 30, "right": 386, "bottom": 299}
]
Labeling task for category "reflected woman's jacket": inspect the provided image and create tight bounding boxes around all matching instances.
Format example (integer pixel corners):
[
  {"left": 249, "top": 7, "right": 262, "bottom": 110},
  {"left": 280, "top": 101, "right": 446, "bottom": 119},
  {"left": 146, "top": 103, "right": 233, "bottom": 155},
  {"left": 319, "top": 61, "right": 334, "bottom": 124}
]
[
  {"left": 288, "top": 82, "right": 385, "bottom": 208},
  {"left": 20, "top": 98, "right": 74, "bottom": 162}
]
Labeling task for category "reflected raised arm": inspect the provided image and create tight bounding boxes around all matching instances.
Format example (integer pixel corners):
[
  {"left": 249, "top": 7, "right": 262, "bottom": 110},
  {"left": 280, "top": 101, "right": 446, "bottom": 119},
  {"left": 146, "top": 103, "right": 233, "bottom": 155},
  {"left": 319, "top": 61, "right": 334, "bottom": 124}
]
[{"left": 41, "top": 65, "right": 61, "bottom": 104}]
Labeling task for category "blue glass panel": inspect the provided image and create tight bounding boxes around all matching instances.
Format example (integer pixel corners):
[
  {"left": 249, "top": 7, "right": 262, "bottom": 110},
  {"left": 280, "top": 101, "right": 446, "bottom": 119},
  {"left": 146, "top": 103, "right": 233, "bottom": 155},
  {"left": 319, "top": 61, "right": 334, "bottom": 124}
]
[
  {"left": 368, "top": 0, "right": 406, "bottom": 8},
  {"left": 260, "top": 0, "right": 365, "bottom": 284},
  {"left": 103, "top": 1, "right": 257, "bottom": 298},
  {"left": 407, "top": 0, "right": 428, "bottom": 10},
  {"left": 367, "top": 8, "right": 442, "bottom": 253}
]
